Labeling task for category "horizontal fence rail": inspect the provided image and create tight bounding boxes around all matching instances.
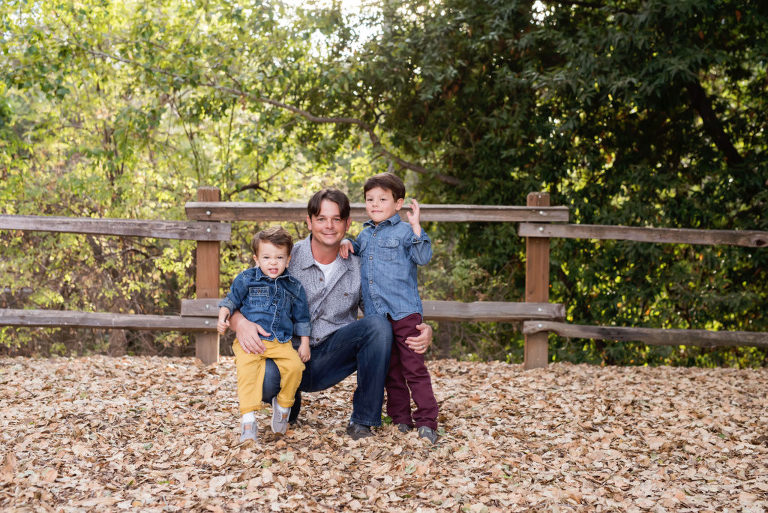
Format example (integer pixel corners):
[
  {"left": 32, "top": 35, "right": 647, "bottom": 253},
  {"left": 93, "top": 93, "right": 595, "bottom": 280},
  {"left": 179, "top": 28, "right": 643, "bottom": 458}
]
[
  {"left": 523, "top": 321, "right": 768, "bottom": 348},
  {"left": 5, "top": 190, "right": 766, "bottom": 365},
  {"left": 0, "top": 215, "right": 231, "bottom": 241},
  {"left": 0, "top": 309, "right": 215, "bottom": 331},
  {"left": 182, "top": 299, "right": 566, "bottom": 323},
  {"left": 186, "top": 202, "right": 570, "bottom": 223},
  {"left": 519, "top": 223, "right": 768, "bottom": 248}
]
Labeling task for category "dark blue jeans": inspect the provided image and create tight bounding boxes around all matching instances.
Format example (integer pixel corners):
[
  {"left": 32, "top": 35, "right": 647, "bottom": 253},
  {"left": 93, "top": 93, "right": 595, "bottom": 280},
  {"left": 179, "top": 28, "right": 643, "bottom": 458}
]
[{"left": 262, "top": 315, "right": 393, "bottom": 427}]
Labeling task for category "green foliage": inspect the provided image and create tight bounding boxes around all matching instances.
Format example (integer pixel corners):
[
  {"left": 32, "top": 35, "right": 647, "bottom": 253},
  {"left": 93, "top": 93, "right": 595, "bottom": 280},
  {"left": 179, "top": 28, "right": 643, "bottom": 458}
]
[
  {"left": 331, "top": 0, "right": 767, "bottom": 366},
  {"left": 0, "top": 0, "right": 766, "bottom": 365}
]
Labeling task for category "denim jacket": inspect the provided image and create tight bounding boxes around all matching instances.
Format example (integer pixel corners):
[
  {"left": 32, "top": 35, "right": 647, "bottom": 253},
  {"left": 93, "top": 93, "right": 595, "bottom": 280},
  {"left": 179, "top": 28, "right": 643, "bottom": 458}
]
[
  {"left": 351, "top": 213, "right": 432, "bottom": 320},
  {"left": 218, "top": 267, "right": 311, "bottom": 343}
]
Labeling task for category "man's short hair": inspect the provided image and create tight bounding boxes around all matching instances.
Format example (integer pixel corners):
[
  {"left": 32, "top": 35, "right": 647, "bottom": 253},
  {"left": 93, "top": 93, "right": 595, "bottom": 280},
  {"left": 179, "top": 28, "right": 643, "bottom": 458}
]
[
  {"left": 251, "top": 226, "right": 293, "bottom": 255},
  {"left": 363, "top": 172, "right": 406, "bottom": 201},
  {"left": 307, "top": 188, "right": 351, "bottom": 220}
]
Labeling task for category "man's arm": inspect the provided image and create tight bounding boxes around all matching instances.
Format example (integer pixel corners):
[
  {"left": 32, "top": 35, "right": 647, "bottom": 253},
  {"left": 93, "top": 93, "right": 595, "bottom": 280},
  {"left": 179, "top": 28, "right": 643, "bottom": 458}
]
[
  {"left": 405, "top": 322, "right": 433, "bottom": 354},
  {"left": 229, "top": 311, "right": 268, "bottom": 354}
]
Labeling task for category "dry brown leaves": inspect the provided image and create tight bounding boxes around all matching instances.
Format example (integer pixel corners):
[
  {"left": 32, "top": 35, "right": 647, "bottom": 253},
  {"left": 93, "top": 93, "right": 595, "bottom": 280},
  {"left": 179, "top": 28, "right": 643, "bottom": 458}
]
[{"left": 1, "top": 356, "right": 766, "bottom": 512}]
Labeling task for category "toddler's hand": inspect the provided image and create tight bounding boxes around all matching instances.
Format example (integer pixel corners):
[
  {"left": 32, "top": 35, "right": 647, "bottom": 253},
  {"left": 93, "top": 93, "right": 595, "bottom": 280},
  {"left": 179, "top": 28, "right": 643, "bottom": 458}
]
[
  {"left": 339, "top": 239, "right": 354, "bottom": 259},
  {"left": 298, "top": 344, "right": 311, "bottom": 363},
  {"left": 216, "top": 318, "right": 229, "bottom": 335}
]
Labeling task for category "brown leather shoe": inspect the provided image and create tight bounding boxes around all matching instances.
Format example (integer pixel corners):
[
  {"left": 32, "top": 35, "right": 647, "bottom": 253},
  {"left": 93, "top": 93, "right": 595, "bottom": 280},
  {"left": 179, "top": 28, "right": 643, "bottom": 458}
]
[{"left": 346, "top": 422, "right": 373, "bottom": 440}]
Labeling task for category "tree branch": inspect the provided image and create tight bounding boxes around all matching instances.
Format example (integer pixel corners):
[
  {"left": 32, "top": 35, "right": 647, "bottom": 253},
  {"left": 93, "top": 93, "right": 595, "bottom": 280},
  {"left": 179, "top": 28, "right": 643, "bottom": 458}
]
[
  {"left": 57, "top": 27, "right": 462, "bottom": 186},
  {"left": 685, "top": 81, "right": 744, "bottom": 165}
]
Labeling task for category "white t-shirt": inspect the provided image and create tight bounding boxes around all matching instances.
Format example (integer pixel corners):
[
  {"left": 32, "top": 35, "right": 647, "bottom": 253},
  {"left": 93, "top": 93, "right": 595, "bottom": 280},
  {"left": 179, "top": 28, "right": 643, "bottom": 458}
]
[{"left": 314, "top": 259, "right": 339, "bottom": 283}]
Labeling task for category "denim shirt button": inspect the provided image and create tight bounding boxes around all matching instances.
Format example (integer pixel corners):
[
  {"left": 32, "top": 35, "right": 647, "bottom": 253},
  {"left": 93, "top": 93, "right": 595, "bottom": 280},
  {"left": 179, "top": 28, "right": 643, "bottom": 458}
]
[{"left": 369, "top": 256, "right": 373, "bottom": 260}]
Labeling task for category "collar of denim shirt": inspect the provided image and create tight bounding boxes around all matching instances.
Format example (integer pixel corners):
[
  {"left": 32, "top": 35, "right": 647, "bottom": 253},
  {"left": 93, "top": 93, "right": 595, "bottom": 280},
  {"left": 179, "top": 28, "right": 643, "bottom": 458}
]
[
  {"left": 363, "top": 212, "right": 402, "bottom": 230},
  {"left": 250, "top": 266, "right": 301, "bottom": 291}
]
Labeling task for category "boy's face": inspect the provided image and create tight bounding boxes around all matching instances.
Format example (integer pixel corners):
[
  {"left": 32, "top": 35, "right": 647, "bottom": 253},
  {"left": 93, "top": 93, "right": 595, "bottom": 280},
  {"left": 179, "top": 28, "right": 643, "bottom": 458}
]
[
  {"left": 254, "top": 241, "right": 291, "bottom": 279},
  {"left": 365, "top": 186, "right": 403, "bottom": 225}
]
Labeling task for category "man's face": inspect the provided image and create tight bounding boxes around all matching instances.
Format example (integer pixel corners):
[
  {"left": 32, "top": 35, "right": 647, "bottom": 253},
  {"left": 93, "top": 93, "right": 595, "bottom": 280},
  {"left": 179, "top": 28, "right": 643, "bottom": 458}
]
[{"left": 306, "top": 199, "right": 351, "bottom": 248}]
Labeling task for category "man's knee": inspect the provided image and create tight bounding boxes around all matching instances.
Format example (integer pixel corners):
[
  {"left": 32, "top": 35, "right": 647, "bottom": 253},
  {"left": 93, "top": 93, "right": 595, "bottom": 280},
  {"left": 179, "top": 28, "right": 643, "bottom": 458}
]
[
  {"left": 359, "top": 315, "right": 393, "bottom": 356},
  {"left": 364, "top": 315, "right": 393, "bottom": 343},
  {"left": 262, "top": 358, "right": 281, "bottom": 403}
]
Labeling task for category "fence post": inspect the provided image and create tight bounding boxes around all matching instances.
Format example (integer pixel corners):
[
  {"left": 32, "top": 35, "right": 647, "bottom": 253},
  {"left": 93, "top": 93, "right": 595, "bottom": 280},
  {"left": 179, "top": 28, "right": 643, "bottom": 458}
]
[
  {"left": 524, "top": 192, "right": 550, "bottom": 369},
  {"left": 195, "top": 186, "right": 221, "bottom": 365}
]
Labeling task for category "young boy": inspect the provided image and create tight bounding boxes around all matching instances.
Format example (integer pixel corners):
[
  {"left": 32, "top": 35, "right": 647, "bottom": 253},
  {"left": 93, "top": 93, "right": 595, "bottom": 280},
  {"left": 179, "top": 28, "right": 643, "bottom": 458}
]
[
  {"left": 341, "top": 172, "right": 439, "bottom": 443},
  {"left": 217, "top": 226, "right": 311, "bottom": 442}
]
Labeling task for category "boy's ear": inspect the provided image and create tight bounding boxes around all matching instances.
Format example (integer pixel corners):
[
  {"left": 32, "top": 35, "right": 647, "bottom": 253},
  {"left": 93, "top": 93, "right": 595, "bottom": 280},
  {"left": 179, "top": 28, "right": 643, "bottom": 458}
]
[
  {"left": 286, "top": 254, "right": 292, "bottom": 266},
  {"left": 395, "top": 197, "right": 405, "bottom": 210}
]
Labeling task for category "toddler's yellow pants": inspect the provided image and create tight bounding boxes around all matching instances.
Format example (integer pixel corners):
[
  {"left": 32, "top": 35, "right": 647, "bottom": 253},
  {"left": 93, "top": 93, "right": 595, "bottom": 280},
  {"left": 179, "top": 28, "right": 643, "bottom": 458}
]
[{"left": 232, "top": 339, "right": 305, "bottom": 415}]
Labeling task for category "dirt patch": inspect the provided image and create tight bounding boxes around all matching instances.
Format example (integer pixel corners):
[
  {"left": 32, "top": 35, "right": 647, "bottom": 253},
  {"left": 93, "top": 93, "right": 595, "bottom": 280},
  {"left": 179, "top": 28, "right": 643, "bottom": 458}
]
[{"left": 1, "top": 356, "right": 766, "bottom": 511}]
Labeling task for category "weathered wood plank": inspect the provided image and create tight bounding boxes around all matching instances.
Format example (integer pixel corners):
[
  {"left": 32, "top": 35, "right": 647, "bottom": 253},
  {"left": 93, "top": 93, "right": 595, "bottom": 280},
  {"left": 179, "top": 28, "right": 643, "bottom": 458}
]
[
  {"left": 183, "top": 298, "right": 565, "bottom": 322},
  {"left": 523, "top": 321, "right": 768, "bottom": 348},
  {"left": 519, "top": 223, "right": 768, "bottom": 248},
  {"left": 0, "top": 214, "right": 231, "bottom": 241},
  {"left": 0, "top": 309, "right": 216, "bottom": 331},
  {"left": 185, "top": 202, "right": 570, "bottom": 223},
  {"left": 422, "top": 300, "right": 564, "bottom": 322},
  {"left": 524, "top": 192, "right": 551, "bottom": 369},
  {"left": 194, "top": 187, "right": 222, "bottom": 365}
]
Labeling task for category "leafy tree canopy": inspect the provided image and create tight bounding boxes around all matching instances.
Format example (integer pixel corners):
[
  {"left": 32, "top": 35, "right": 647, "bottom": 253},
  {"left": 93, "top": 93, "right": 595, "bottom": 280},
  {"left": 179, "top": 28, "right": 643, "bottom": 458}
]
[{"left": 1, "top": 0, "right": 766, "bottom": 365}]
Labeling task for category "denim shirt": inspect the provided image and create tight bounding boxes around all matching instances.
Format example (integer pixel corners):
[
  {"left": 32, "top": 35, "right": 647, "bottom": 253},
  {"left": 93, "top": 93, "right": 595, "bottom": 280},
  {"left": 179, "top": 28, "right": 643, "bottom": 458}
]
[
  {"left": 351, "top": 213, "right": 432, "bottom": 320},
  {"left": 288, "top": 236, "right": 363, "bottom": 346},
  {"left": 218, "top": 267, "right": 311, "bottom": 343}
]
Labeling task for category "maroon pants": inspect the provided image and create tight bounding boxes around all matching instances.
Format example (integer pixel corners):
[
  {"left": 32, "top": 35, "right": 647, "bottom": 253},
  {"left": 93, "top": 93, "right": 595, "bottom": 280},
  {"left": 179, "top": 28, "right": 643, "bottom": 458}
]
[{"left": 386, "top": 313, "right": 438, "bottom": 430}]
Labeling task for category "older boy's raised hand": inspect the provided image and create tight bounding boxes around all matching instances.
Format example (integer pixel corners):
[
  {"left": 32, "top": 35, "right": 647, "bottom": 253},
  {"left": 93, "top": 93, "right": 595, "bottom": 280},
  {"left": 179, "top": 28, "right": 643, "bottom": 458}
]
[{"left": 407, "top": 199, "right": 422, "bottom": 237}]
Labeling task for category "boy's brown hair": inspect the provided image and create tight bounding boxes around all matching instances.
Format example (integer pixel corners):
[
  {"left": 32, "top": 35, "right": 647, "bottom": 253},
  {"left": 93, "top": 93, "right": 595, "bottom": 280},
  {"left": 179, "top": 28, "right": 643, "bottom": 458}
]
[
  {"left": 251, "top": 226, "right": 293, "bottom": 256},
  {"left": 363, "top": 172, "right": 406, "bottom": 201}
]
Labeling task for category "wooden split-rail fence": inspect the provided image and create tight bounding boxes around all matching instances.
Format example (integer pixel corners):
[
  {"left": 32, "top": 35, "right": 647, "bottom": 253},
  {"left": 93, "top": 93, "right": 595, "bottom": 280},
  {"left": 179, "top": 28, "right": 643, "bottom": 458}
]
[{"left": 2, "top": 187, "right": 767, "bottom": 367}]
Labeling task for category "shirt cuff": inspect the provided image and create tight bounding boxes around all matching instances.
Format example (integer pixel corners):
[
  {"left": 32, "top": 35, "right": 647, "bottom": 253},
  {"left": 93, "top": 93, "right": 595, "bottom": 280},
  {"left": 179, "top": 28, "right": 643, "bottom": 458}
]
[
  {"left": 293, "top": 322, "right": 311, "bottom": 337},
  {"left": 217, "top": 298, "right": 236, "bottom": 312}
]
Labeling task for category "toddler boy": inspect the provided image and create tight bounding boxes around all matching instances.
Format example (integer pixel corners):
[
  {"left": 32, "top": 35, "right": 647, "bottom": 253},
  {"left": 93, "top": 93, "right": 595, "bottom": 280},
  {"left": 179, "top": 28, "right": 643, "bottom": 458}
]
[{"left": 218, "top": 226, "right": 311, "bottom": 442}]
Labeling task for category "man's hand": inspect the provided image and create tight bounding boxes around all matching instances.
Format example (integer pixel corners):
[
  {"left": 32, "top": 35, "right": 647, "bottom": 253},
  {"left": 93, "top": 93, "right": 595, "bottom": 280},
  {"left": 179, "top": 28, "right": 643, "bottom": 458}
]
[
  {"left": 405, "top": 322, "right": 433, "bottom": 354},
  {"left": 229, "top": 311, "right": 268, "bottom": 354},
  {"left": 339, "top": 239, "right": 354, "bottom": 259}
]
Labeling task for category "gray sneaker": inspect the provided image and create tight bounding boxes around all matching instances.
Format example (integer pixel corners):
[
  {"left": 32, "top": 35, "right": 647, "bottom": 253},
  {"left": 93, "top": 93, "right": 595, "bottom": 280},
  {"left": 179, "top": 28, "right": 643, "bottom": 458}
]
[
  {"left": 240, "top": 422, "right": 259, "bottom": 443},
  {"left": 271, "top": 397, "right": 291, "bottom": 434},
  {"left": 417, "top": 426, "right": 438, "bottom": 444},
  {"left": 396, "top": 423, "right": 413, "bottom": 433}
]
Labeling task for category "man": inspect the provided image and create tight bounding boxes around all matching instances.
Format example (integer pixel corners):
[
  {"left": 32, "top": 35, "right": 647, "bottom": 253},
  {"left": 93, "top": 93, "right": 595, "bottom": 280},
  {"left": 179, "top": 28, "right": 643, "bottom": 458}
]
[{"left": 229, "top": 188, "right": 433, "bottom": 440}]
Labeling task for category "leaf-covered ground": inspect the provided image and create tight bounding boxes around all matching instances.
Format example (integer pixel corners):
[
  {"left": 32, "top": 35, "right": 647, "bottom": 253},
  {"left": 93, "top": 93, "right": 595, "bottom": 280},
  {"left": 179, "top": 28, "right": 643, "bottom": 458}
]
[{"left": 1, "top": 356, "right": 766, "bottom": 512}]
